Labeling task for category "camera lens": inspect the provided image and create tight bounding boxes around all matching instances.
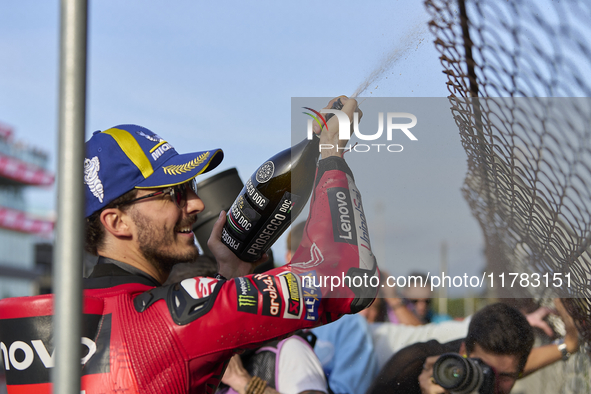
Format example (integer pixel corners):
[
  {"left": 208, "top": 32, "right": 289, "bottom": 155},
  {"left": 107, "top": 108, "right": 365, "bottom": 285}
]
[
  {"left": 433, "top": 353, "right": 493, "bottom": 394},
  {"left": 433, "top": 354, "right": 471, "bottom": 389}
]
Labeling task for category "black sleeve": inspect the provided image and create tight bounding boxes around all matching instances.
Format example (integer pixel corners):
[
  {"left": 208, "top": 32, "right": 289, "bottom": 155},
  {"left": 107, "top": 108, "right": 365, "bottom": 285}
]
[{"left": 365, "top": 340, "right": 450, "bottom": 394}]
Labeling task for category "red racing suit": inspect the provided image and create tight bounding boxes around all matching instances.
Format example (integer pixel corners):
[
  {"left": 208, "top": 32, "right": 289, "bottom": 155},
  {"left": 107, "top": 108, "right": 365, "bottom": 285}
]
[{"left": 0, "top": 156, "right": 378, "bottom": 393}]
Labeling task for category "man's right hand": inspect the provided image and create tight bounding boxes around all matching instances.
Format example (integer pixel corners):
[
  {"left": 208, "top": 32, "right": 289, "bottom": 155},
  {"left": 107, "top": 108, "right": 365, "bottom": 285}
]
[
  {"left": 315, "top": 96, "right": 361, "bottom": 159},
  {"left": 208, "top": 211, "right": 267, "bottom": 279},
  {"left": 419, "top": 355, "right": 448, "bottom": 394}
]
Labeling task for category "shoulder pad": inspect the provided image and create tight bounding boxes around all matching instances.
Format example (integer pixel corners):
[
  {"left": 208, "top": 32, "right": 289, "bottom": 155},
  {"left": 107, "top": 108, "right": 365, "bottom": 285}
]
[{"left": 134, "top": 277, "right": 224, "bottom": 325}]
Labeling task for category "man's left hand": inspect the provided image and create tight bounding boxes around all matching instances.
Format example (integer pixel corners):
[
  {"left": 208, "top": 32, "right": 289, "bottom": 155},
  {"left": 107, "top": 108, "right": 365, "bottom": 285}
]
[
  {"left": 207, "top": 211, "right": 267, "bottom": 279},
  {"left": 419, "top": 356, "right": 448, "bottom": 394}
]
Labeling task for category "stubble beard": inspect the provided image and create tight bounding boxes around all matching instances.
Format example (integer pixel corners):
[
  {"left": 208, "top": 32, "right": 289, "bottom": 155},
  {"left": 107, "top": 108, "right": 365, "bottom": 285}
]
[{"left": 131, "top": 210, "right": 200, "bottom": 275}]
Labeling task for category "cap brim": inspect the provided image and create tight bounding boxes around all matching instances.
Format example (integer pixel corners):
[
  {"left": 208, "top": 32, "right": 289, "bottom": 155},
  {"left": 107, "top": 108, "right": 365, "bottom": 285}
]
[{"left": 136, "top": 149, "right": 224, "bottom": 188}]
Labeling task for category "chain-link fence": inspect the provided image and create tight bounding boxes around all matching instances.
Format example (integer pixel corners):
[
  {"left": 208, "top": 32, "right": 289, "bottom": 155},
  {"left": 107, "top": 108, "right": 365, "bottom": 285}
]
[{"left": 424, "top": 0, "right": 591, "bottom": 360}]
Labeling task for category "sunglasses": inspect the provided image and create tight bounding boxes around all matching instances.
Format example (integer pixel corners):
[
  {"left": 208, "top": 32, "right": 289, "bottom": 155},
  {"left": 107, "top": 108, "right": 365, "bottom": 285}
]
[
  {"left": 406, "top": 298, "right": 432, "bottom": 306},
  {"left": 118, "top": 179, "right": 198, "bottom": 210}
]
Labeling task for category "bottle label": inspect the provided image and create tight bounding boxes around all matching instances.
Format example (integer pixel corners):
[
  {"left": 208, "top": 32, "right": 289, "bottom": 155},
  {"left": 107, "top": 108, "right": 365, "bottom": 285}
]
[
  {"left": 245, "top": 178, "right": 270, "bottom": 209},
  {"left": 255, "top": 161, "right": 275, "bottom": 183},
  {"left": 245, "top": 192, "right": 299, "bottom": 257},
  {"left": 227, "top": 195, "right": 261, "bottom": 240},
  {"left": 221, "top": 227, "right": 242, "bottom": 251}
]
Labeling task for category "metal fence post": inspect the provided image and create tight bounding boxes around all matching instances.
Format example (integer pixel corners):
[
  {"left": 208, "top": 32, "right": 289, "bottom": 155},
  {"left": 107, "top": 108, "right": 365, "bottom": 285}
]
[{"left": 53, "top": 0, "right": 88, "bottom": 393}]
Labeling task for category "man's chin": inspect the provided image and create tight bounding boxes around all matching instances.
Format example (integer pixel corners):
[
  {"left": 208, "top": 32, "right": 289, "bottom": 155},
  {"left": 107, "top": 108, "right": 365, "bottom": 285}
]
[{"left": 142, "top": 246, "right": 200, "bottom": 274}]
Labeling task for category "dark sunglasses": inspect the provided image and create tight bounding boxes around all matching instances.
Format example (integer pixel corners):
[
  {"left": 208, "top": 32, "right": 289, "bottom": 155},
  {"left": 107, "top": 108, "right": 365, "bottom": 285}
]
[
  {"left": 118, "top": 179, "right": 198, "bottom": 210},
  {"left": 406, "top": 298, "right": 432, "bottom": 306}
]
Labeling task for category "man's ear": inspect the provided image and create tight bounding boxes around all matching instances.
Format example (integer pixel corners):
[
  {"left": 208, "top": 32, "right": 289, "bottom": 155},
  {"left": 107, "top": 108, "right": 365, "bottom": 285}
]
[
  {"left": 100, "top": 208, "right": 133, "bottom": 237},
  {"left": 459, "top": 342, "right": 467, "bottom": 357}
]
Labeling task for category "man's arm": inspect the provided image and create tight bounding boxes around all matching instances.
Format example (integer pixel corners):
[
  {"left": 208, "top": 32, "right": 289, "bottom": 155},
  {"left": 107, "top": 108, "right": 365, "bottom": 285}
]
[
  {"left": 157, "top": 96, "right": 378, "bottom": 359},
  {"left": 208, "top": 96, "right": 361, "bottom": 280},
  {"left": 222, "top": 354, "right": 281, "bottom": 394},
  {"left": 312, "top": 314, "right": 378, "bottom": 394},
  {"left": 222, "top": 354, "right": 326, "bottom": 394},
  {"left": 522, "top": 299, "right": 579, "bottom": 376}
]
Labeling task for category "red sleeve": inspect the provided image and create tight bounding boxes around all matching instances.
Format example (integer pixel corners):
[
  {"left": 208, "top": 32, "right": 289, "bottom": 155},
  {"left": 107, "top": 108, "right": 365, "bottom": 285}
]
[{"left": 140, "top": 157, "right": 378, "bottom": 358}]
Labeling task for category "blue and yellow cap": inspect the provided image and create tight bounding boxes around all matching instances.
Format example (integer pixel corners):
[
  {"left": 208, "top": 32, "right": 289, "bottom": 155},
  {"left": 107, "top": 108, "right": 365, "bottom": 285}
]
[{"left": 84, "top": 124, "right": 223, "bottom": 217}]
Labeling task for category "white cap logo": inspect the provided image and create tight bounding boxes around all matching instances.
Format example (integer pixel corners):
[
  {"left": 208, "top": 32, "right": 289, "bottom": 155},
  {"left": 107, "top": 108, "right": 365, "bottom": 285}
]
[{"left": 84, "top": 156, "right": 104, "bottom": 203}]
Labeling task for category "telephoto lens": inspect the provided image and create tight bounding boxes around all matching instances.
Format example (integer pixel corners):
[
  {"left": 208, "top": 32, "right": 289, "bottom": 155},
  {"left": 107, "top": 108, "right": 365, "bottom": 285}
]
[{"left": 432, "top": 353, "right": 495, "bottom": 394}]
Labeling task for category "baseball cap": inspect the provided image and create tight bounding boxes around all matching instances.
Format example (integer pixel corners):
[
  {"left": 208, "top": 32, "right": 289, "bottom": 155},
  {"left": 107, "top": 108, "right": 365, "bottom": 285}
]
[{"left": 84, "top": 124, "right": 223, "bottom": 217}]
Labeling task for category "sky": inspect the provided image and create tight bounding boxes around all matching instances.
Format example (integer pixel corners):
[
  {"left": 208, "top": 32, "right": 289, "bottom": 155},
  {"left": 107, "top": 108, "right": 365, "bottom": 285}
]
[{"left": 0, "top": 1, "right": 489, "bottom": 294}]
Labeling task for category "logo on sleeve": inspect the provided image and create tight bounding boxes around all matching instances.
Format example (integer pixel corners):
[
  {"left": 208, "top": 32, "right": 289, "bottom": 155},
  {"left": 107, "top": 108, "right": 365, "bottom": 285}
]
[
  {"left": 291, "top": 243, "right": 324, "bottom": 270},
  {"left": 181, "top": 277, "right": 219, "bottom": 299},
  {"left": 300, "top": 271, "right": 321, "bottom": 321},
  {"left": 234, "top": 277, "right": 258, "bottom": 314},
  {"left": 278, "top": 272, "right": 302, "bottom": 319},
  {"left": 0, "top": 314, "right": 111, "bottom": 385},
  {"left": 253, "top": 274, "right": 283, "bottom": 317},
  {"left": 328, "top": 187, "right": 357, "bottom": 245}
]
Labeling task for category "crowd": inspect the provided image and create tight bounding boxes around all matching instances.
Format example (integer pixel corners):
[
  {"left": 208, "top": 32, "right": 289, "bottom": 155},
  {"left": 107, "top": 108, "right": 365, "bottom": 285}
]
[{"left": 0, "top": 96, "right": 581, "bottom": 394}]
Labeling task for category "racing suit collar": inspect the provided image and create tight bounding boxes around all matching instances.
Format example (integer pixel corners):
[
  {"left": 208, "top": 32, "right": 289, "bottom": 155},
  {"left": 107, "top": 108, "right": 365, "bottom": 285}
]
[{"left": 85, "top": 256, "right": 161, "bottom": 289}]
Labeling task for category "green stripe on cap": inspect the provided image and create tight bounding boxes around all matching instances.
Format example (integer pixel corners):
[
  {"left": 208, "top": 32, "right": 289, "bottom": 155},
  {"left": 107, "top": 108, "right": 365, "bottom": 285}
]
[{"left": 103, "top": 128, "right": 154, "bottom": 179}]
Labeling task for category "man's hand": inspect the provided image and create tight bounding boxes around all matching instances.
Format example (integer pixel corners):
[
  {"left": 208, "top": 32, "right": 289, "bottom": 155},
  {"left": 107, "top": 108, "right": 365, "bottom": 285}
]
[
  {"left": 525, "top": 306, "right": 554, "bottom": 337},
  {"left": 222, "top": 355, "right": 251, "bottom": 394},
  {"left": 419, "top": 356, "right": 448, "bottom": 394},
  {"left": 315, "top": 96, "right": 362, "bottom": 159},
  {"left": 222, "top": 354, "right": 285, "bottom": 394},
  {"left": 555, "top": 298, "right": 579, "bottom": 354},
  {"left": 208, "top": 211, "right": 267, "bottom": 279}
]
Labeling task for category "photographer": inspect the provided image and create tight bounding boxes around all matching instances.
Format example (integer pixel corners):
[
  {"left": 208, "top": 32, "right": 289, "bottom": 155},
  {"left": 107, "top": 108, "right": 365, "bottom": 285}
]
[{"left": 366, "top": 301, "right": 579, "bottom": 394}]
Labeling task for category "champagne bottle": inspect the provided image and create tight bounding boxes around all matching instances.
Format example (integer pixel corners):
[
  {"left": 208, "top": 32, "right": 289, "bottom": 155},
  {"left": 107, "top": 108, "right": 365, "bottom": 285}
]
[{"left": 221, "top": 99, "right": 343, "bottom": 262}]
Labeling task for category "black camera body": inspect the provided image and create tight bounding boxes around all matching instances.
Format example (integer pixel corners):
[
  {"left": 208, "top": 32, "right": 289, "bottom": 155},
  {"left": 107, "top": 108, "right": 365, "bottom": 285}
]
[{"left": 433, "top": 353, "right": 495, "bottom": 394}]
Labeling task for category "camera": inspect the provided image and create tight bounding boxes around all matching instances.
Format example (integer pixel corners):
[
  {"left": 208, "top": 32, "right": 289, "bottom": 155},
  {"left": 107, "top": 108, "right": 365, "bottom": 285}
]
[{"left": 432, "top": 353, "right": 495, "bottom": 394}]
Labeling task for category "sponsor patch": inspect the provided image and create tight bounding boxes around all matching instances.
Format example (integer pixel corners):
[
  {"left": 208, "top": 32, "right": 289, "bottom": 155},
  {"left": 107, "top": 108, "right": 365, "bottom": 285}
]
[
  {"left": 328, "top": 187, "right": 357, "bottom": 245},
  {"left": 0, "top": 314, "right": 111, "bottom": 385},
  {"left": 181, "top": 277, "right": 218, "bottom": 299},
  {"left": 84, "top": 157, "right": 104, "bottom": 203},
  {"left": 136, "top": 130, "right": 164, "bottom": 143},
  {"left": 278, "top": 272, "right": 302, "bottom": 319},
  {"left": 348, "top": 174, "right": 374, "bottom": 270},
  {"left": 234, "top": 277, "right": 258, "bottom": 314},
  {"left": 150, "top": 142, "right": 173, "bottom": 160},
  {"left": 300, "top": 271, "right": 321, "bottom": 321},
  {"left": 291, "top": 243, "right": 324, "bottom": 270},
  {"left": 253, "top": 274, "right": 283, "bottom": 317}
]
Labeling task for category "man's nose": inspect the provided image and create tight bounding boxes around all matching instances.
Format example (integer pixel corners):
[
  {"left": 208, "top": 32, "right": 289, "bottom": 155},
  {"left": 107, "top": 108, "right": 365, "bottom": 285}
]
[{"left": 186, "top": 189, "right": 205, "bottom": 214}]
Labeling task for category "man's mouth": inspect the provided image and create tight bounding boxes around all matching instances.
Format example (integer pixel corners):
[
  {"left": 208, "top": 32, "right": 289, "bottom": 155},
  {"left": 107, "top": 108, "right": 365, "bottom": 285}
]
[
  {"left": 176, "top": 215, "right": 197, "bottom": 234},
  {"left": 177, "top": 225, "right": 193, "bottom": 234}
]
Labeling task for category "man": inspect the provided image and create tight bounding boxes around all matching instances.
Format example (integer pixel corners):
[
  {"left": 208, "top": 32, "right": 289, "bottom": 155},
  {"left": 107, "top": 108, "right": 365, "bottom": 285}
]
[
  {"left": 366, "top": 303, "right": 533, "bottom": 394},
  {"left": 366, "top": 302, "right": 579, "bottom": 394},
  {"left": 0, "top": 97, "right": 379, "bottom": 393},
  {"left": 398, "top": 272, "right": 451, "bottom": 324}
]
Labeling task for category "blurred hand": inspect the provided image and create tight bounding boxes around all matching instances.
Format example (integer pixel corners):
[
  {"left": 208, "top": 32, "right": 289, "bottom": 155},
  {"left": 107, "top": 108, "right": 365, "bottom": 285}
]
[
  {"left": 208, "top": 211, "right": 267, "bottom": 279},
  {"left": 419, "top": 355, "right": 448, "bottom": 394},
  {"left": 525, "top": 306, "right": 554, "bottom": 337}
]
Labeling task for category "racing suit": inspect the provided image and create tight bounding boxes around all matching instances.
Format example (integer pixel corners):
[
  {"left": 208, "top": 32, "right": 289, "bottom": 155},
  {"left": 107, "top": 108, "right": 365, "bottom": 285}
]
[{"left": 0, "top": 156, "right": 378, "bottom": 393}]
